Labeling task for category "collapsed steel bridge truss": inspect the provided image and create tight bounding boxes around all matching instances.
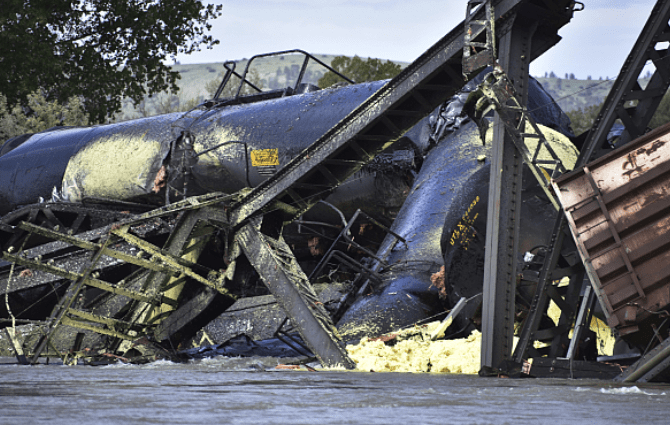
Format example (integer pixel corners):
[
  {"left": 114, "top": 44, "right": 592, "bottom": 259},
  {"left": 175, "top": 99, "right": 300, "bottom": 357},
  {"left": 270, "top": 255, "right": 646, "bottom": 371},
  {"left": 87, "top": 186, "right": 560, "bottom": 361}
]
[{"left": 0, "top": 0, "right": 588, "bottom": 370}]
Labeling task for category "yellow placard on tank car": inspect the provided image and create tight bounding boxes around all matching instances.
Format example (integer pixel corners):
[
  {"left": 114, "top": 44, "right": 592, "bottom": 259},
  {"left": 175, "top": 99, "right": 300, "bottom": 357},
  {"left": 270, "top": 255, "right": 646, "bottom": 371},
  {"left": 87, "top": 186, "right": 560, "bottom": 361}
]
[{"left": 250, "top": 149, "right": 279, "bottom": 167}]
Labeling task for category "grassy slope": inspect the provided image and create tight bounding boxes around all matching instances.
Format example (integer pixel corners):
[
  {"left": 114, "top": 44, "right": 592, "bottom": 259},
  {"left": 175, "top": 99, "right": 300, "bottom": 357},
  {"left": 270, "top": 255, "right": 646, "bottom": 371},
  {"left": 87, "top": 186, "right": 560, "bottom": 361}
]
[{"left": 535, "top": 77, "right": 614, "bottom": 112}]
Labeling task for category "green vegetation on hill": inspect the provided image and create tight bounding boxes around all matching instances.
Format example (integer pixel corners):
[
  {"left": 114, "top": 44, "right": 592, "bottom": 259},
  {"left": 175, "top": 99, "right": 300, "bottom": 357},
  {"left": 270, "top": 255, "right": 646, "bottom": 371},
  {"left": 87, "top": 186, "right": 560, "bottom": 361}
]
[
  {"left": 173, "top": 53, "right": 337, "bottom": 99},
  {"left": 118, "top": 54, "right": 337, "bottom": 119},
  {"left": 0, "top": 53, "right": 411, "bottom": 130},
  {"left": 9, "top": 48, "right": 670, "bottom": 140},
  {"left": 565, "top": 103, "right": 603, "bottom": 135},
  {"left": 318, "top": 56, "right": 403, "bottom": 87},
  {"left": 120, "top": 65, "right": 613, "bottom": 129},
  {"left": 535, "top": 77, "right": 614, "bottom": 113},
  {"left": 120, "top": 63, "right": 605, "bottom": 123},
  {"left": 650, "top": 94, "right": 670, "bottom": 129},
  {"left": 545, "top": 75, "right": 670, "bottom": 135}
]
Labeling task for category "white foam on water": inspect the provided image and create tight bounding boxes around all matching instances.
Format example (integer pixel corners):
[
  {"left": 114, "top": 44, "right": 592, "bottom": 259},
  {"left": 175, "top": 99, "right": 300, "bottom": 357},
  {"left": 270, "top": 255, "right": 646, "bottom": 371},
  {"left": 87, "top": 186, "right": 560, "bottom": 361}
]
[{"left": 599, "top": 386, "right": 663, "bottom": 396}]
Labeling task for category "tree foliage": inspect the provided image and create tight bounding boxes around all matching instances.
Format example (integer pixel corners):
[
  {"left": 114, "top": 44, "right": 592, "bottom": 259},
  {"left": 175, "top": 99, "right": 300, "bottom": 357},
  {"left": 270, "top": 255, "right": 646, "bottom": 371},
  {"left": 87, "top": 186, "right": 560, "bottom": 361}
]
[
  {"left": 0, "top": 91, "right": 89, "bottom": 143},
  {"left": 565, "top": 103, "right": 603, "bottom": 136},
  {"left": 152, "top": 93, "right": 203, "bottom": 116},
  {"left": 318, "top": 55, "right": 403, "bottom": 88},
  {"left": 649, "top": 91, "right": 670, "bottom": 129},
  {"left": 566, "top": 91, "right": 670, "bottom": 138},
  {"left": 0, "top": 0, "right": 222, "bottom": 123}
]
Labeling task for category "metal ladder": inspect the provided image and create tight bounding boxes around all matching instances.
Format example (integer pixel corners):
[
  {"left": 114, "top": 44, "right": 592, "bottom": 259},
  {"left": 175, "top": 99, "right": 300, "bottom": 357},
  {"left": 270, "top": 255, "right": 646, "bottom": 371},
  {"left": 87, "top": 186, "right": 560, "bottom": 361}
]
[
  {"left": 463, "top": 0, "right": 496, "bottom": 78},
  {"left": 466, "top": 68, "right": 569, "bottom": 209}
]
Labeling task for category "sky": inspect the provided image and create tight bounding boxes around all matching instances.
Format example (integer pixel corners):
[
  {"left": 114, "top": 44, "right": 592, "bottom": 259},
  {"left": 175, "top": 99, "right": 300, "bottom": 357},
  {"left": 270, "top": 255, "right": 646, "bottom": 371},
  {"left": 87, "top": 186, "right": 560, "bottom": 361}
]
[{"left": 176, "top": 0, "right": 660, "bottom": 80}]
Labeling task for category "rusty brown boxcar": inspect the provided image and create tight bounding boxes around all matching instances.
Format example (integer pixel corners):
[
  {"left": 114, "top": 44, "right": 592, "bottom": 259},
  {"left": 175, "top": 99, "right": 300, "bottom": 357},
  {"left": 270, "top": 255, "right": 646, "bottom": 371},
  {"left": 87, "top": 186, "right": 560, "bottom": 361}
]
[{"left": 553, "top": 122, "right": 670, "bottom": 343}]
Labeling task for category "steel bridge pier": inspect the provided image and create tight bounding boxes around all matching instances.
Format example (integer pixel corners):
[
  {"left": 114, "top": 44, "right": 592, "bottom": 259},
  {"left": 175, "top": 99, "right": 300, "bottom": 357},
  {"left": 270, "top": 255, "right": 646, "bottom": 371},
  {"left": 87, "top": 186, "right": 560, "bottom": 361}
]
[{"left": 480, "top": 14, "right": 537, "bottom": 374}]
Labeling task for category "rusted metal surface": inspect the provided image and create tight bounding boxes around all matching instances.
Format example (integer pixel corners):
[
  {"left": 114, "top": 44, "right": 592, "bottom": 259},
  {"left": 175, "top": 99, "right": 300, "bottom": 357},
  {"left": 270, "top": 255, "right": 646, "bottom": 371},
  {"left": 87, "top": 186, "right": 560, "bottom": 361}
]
[{"left": 553, "top": 122, "right": 670, "bottom": 337}]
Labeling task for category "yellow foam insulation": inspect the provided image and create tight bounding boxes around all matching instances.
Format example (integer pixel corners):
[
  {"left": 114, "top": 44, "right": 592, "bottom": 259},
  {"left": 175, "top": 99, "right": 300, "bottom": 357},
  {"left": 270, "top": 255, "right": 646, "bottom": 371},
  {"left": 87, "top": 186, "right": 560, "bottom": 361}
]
[
  {"left": 343, "top": 322, "right": 481, "bottom": 373},
  {"left": 340, "top": 284, "right": 615, "bottom": 374},
  {"left": 547, "top": 299, "right": 615, "bottom": 356},
  {"left": 542, "top": 277, "right": 615, "bottom": 356}
]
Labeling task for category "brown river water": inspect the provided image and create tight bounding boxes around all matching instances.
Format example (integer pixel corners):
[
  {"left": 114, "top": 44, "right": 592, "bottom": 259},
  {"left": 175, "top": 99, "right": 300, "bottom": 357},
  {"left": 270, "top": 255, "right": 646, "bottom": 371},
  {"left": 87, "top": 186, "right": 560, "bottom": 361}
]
[{"left": 1, "top": 356, "right": 669, "bottom": 424}]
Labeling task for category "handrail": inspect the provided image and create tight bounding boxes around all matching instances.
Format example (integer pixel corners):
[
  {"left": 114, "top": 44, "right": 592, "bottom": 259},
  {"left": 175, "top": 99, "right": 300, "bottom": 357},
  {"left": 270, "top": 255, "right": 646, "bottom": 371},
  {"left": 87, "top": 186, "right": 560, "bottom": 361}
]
[{"left": 212, "top": 49, "right": 356, "bottom": 103}]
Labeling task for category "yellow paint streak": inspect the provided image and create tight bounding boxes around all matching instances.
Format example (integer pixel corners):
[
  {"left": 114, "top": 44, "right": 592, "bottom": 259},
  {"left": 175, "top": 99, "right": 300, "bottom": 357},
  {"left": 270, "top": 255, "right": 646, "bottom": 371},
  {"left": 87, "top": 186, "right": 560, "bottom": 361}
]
[
  {"left": 62, "top": 133, "right": 162, "bottom": 202},
  {"left": 449, "top": 196, "right": 480, "bottom": 249}
]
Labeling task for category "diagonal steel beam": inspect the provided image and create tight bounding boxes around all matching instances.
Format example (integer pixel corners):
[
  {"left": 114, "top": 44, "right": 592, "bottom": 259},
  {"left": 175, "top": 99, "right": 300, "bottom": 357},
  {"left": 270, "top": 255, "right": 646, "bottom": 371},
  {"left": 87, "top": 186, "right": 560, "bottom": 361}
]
[{"left": 229, "top": 0, "right": 576, "bottom": 228}]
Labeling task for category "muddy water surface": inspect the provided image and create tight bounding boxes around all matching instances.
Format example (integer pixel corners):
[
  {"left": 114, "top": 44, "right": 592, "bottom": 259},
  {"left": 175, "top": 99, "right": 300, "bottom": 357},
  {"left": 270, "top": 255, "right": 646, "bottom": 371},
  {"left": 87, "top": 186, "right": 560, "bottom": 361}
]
[{"left": 1, "top": 357, "right": 669, "bottom": 425}]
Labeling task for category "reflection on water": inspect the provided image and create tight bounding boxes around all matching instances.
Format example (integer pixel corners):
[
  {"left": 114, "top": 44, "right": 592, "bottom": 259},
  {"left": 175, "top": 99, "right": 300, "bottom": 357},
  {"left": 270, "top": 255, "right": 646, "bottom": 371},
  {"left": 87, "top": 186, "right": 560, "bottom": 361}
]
[{"left": 1, "top": 357, "right": 670, "bottom": 425}]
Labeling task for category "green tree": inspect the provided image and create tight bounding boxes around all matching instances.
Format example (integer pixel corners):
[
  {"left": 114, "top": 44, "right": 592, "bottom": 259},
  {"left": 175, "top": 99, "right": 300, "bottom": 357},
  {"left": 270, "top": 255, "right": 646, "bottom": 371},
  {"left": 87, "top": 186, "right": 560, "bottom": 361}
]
[
  {"left": 152, "top": 93, "right": 203, "bottom": 115},
  {"left": 649, "top": 91, "right": 670, "bottom": 129},
  {"left": 566, "top": 93, "right": 670, "bottom": 137},
  {"left": 0, "top": 0, "right": 222, "bottom": 123},
  {"left": 565, "top": 102, "right": 603, "bottom": 136},
  {"left": 0, "top": 91, "right": 89, "bottom": 143},
  {"left": 318, "top": 56, "right": 403, "bottom": 88}
]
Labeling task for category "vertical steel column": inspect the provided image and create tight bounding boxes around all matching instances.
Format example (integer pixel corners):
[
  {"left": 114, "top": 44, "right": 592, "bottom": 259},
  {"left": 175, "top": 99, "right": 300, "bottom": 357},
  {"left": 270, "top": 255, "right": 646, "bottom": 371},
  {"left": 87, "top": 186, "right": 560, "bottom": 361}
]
[{"left": 480, "top": 17, "right": 536, "bottom": 373}]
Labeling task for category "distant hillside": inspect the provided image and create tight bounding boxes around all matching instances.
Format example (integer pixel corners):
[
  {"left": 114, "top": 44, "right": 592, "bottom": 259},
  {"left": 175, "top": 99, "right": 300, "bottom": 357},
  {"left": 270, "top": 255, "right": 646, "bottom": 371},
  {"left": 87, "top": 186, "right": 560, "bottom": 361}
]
[
  {"left": 118, "top": 54, "right": 410, "bottom": 120},
  {"left": 167, "top": 71, "right": 613, "bottom": 114},
  {"left": 535, "top": 77, "right": 614, "bottom": 112},
  {"left": 173, "top": 54, "right": 342, "bottom": 99},
  {"left": 118, "top": 54, "right": 619, "bottom": 122}
]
